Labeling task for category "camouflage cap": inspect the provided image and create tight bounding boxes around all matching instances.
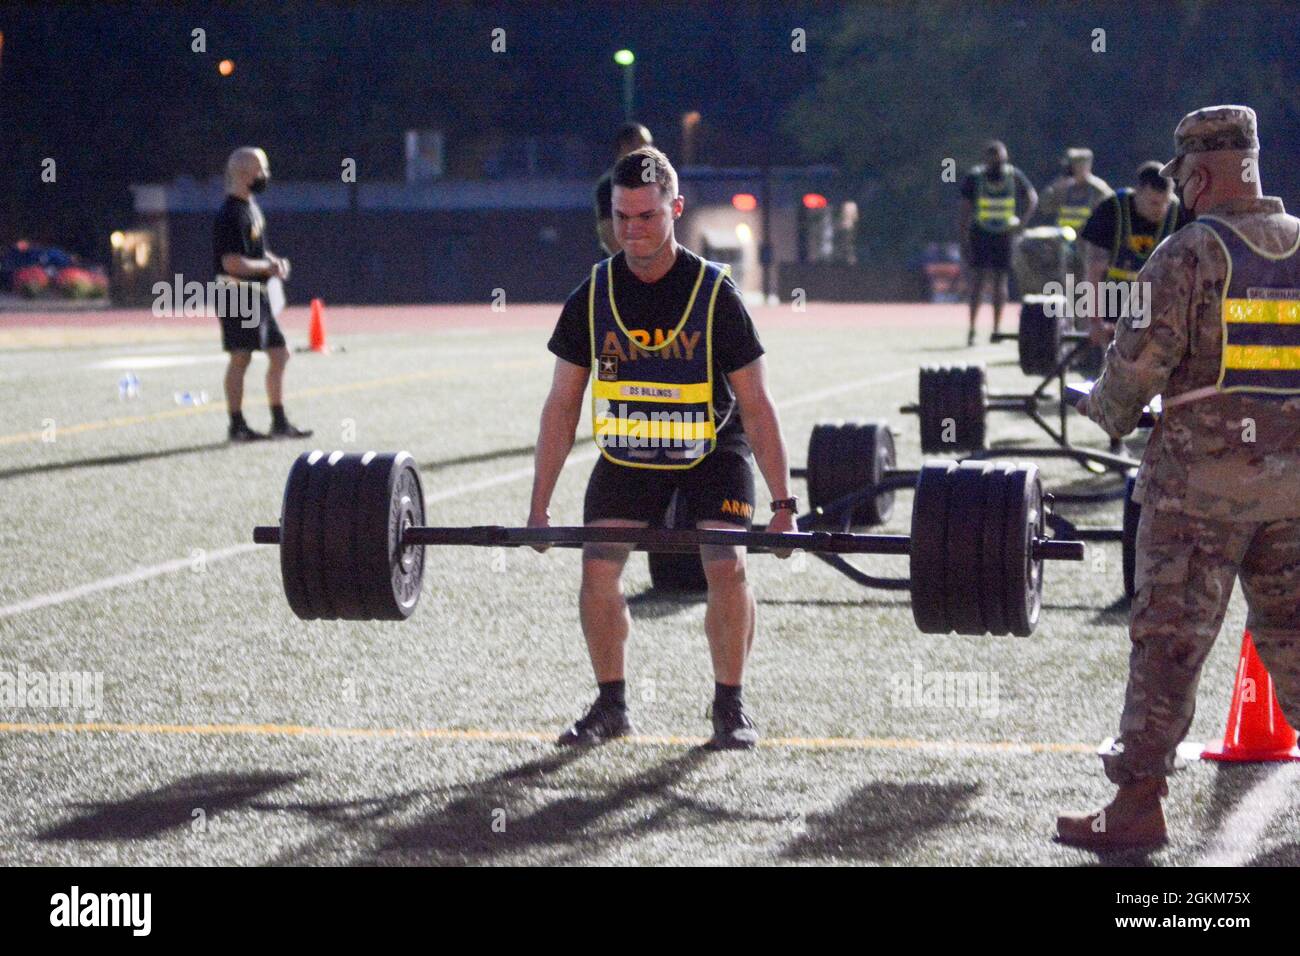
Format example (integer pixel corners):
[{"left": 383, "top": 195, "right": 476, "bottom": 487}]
[{"left": 1160, "top": 105, "right": 1258, "bottom": 178}]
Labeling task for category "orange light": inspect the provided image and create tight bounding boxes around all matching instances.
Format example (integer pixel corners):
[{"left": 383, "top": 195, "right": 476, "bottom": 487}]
[
  {"left": 732, "top": 193, "right": 757, "bottom": 212},
  {"left": 802, "top": 193, "right": 828, "bottom": 210},
  {"left": 218, "top": 59, "right": 235, "bottom": 76}
]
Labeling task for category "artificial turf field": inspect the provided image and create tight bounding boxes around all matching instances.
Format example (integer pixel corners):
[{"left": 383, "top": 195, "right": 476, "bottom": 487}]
[{"left": 1, "top": 301, "right": 1296, "bottom": 868}]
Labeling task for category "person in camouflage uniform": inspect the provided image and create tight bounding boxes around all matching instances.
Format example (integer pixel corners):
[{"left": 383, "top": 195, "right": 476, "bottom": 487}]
[{"left": 1058, "top": 106, "right": 1300, "bottom": 850}]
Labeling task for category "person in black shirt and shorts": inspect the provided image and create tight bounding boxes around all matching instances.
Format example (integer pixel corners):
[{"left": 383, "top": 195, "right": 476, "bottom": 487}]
[
  {"left": 530, "top": 146, "right": 797, "bottom": 750},
  {"left": 1079, "top": 160, "right": 1190, "bottom": 345},
  {"left": 958, "top": 141, "right": 1038, "bottom": 345},
  {"left": 212, "top": 147, "right": 312, "bottom": 442},
  {"left": 593, "top": 123, "right": 653, "bottom": 256}
]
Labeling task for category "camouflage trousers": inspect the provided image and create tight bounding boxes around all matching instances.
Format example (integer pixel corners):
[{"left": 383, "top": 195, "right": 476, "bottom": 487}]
[{"left": 1101, "top": 507, "right": 1300, "bottom": 784}]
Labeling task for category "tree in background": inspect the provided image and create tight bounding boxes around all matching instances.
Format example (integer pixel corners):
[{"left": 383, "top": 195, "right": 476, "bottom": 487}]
[{"left": 783, "top": 1, "right": 1300, "bottom": 270}]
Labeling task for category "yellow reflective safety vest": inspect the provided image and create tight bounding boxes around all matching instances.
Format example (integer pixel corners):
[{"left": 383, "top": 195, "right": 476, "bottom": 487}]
[
  {"left": 1200, "top": 216, "right": 1300, "bottom": 398},
  {"left": 588, "top": 256, "right": 730, "bottom": 469},
  {"left": 1057, "top": 205, "right": 1092, "bottom": 230},
  {"left": 1106, "top": 188, "right": 1178, "bottom": 281},
  {"left": 975, "top": 167, "right": 1019, "bottom": 234}
]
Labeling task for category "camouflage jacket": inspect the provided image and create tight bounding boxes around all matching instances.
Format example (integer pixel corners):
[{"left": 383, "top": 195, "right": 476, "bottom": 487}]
[{"left": 1088, "top": 196, "right": 1300, "bottom": 519}]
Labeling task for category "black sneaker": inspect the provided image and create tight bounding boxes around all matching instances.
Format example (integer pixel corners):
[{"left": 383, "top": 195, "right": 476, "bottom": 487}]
[
  {"left": 229, "top": 422, "right": 269, "bottom": 443},
  {"left": 270, "top": 422, "right": 314, "bottom": 439},
  {"left": 967, "top": 329, "right": 976, "bottom": 347},
  {"left": 556, "top": 700, "right": 633, "bottom": 746},
  {"left": 706, "top": 700, "right": 759, "bottom": 750}
]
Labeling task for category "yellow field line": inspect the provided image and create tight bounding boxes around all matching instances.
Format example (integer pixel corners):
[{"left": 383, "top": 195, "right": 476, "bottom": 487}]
[
  {"left": 0, "top": 357, "right": 548, "bottom": 446},
  {"left": 0, "top": 720, "right": 1096, "bottom": 754}
]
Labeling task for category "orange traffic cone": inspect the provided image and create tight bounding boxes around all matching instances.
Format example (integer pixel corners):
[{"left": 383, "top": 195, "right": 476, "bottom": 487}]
[
  {"left": 1201, "top": 630, "right": 1300, "bottom": 762},
  {"left": 308, "top": 298, "right": 328, "bottom": 353}
]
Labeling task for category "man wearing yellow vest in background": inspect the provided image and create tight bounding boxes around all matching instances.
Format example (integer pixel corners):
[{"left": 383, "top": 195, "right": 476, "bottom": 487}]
[
  {"left": 1060, "top": 106, "right": 1300, "bottom": 850},
  {"left": 959, "top": 140, "right": 1038, "bottom": 345},
  {"left": 1038, "top": 147, "right": 1112, "bottom": 233},
  {"left": 528, "top": 146, "right": 797, "bottom": 750},
  {"left": 1037, "top": 147, "right": 1112, "bottom": 282}
]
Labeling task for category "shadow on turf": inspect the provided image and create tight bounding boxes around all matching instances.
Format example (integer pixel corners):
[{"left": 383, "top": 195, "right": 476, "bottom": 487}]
[
  {"left": 0, "top": 441, "right": 233, "bottom": 481},
  {"left": 315, "top": 748, "right": 789, "bottom": 865},
  {"left": 37, "top": 771, "right": 304, "bottom": 841},
  {"left": 418, "top": 436, "right": 595, "bottom": 472},
  {"left": 779, "top": 780, "right": 983, "bottom": 863},
  {"left": 626, "top": 588, "right": 706, "bottom": 617}
]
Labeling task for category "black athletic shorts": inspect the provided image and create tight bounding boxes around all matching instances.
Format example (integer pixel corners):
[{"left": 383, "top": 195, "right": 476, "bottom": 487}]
[
  {"left": 219, "top": 292, "right": 287, "bottom": 352},
  {"left": 968, "top": 226, "right": 1012, "bottom": 271},
  {"left": 583, "top": 443, "right": 757, "bottom": 528}
]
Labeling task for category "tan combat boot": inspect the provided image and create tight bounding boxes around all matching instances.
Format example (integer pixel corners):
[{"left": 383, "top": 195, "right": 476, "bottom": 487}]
[{"left": 1056, "top": 777, "right": 1169, "bottom": 850}]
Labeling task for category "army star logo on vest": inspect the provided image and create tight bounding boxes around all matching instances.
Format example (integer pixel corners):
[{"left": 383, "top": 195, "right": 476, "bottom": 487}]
[{"left": 598, "top": 354, "right": 619, "bottom": 381}]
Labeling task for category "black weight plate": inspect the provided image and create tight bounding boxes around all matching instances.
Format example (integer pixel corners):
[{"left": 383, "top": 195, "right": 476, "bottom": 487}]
[
  {"left": 804, "top": 421, "right": 851, "bottom": 531},
  {"left": 279, "top": 451, "right": 321, "bottom": 620},
  {"left": 1018, "top": 300, "right": 1062, "bottom": 376},
  {"left": 1002, "top": 464, "right": 1044, "bottom": 636},
  {"left": 357, "top": 452, "right": 399, "bottom": 619},
  {"left": 648, "top": 551, "right": 709, "bottom": 592},
  {"left": 943, "top": 364, "right": 984, "bottom": 452},
  {"left": 963, "top": 365, "right": 988, "bottom": 451},
  {"left": 933, "top": 366, "right": 953, "bottom": 451},
  {"left": 831, "top": 421, "right": 862, "bottom": 527},
  {"left": 300, "top": 450, "right": 337, "bottom": 620},
  {"left": 858, "top": 420, "right": 895, "bottom": 526},
  {"left": 1122, "top": 471, "right": 1140, "bottom": 600},
  {"left": 919, "top": 368, "right": 944, "bottom": 454},
  {"left": 978, "top": 464, "right": 1012, "bottom": 636},
  {"left": 807, "top": 420, "right": 882, "bottom": 530},
  {"left": 648, "top": 490, "right": 709, "bottom": 592},
  {"left": 945, "top": 461, "right": 991, "bottom": 635},
  {"left": 387, "top": 453, "right": 426, "bottom": 620},
  {"left": 804, "top": 422, "right": 828, "bottom": 513},
  {"left": 321, "top": 453, "right": 367, "bottom": 619},
  {"left": 358, "top": 452, "right": 426, "bottom": 620},
  {"left": 909, "top": 460, "right": 957, "bottom": 634}
]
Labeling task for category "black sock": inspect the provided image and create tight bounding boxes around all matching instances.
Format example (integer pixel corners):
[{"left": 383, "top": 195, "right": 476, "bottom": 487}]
[
  {"left": 229, "top": 411, "right": 247, "bottom": 429},
  {"left": 270, "top": 404, "right": 289, "bottom": 429},
  {"left": 597, "top": 680, "right": 626, "bottom": 710},
  {"left": 714, "top": 682, "right": 742, "bottom": 707}
]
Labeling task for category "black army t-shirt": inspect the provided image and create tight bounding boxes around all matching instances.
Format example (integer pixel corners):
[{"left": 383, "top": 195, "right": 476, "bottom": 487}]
[
  {"left": 1080, "top": 193, "right": 1191, "bottom": 252},
  {"left": 548, "top": 247, "right": 765, "bottom": 448},
  {"left": 212, "top": 195, "right": 267, "bottom": 277}
]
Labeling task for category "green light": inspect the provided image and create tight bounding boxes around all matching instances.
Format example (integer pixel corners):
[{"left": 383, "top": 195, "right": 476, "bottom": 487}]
[{"left": 614, "top": 49, "right": 635, "bottom": 66}]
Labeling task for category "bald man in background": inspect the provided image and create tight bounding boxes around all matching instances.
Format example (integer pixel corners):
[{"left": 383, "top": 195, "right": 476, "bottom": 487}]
[{"left": 213, "top": 147, "right": 312, "bottom": 442}]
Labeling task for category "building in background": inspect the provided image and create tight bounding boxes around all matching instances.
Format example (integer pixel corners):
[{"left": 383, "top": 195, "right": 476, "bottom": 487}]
[{"left": 122, "top": 135, "right": 864, "bottom": 305}]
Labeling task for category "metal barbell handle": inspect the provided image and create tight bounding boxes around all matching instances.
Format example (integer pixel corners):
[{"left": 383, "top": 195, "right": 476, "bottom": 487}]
[{"left": 252, "top": 524, "right": 1085, "bottom": 561}]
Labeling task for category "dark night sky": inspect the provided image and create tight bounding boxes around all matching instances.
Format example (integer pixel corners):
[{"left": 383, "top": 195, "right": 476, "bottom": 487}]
[{"left": 2, "top": 1, "right": 1298, "bottom": 262}]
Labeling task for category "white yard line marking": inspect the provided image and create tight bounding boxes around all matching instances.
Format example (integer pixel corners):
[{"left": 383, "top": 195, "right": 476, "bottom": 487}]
[
  {"left": 1194, "top": 762, "right": 1300, "bottom": 866},
  {"left": 0, "top": 364, "right": 936, "bottom": 619},
  {"left": 90, "top": 354, "right": 230, "bottom": 370},
  {"left": 0, "top": 544, "right": 259, "bottom": 619}
]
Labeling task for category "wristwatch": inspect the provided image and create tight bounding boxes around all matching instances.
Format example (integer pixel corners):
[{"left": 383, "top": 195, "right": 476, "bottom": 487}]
[{"left": 770, "top": 497, "right": 799, "bottom": 514}]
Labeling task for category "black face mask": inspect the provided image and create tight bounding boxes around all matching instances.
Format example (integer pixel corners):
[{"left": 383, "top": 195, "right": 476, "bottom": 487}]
[
  {"left": 1173, "top": 178, "right": 1195, "bottom": 221},
  {"left": 250, "top": 175, "right": 269, "bottom": 194},
  {"left": 988, "top": 161, "right": 1004, "bottom": 177}
]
